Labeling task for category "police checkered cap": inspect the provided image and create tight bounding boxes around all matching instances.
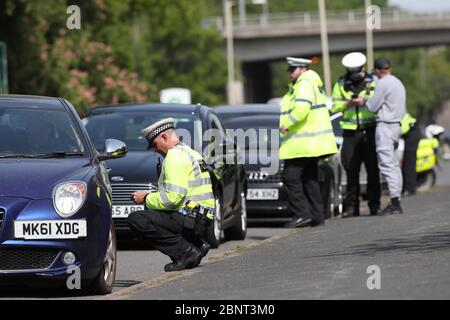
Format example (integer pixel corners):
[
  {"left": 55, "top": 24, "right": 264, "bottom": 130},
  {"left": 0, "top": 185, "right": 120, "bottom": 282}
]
[
  {"left": 141, "top": 118, "right": 175, "bottom": 144},
  {"left": 286, "top": 57, "right": 312, "bottom": 68}
]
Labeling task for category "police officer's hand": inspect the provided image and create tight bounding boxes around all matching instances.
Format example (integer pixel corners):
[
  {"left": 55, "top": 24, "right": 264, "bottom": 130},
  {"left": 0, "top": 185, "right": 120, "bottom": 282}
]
[
  {"left": 132, "top": 190, "right": 151, "bottom": 205},
  {"left": 280, "top": 126, "right": 289, "bottom": 134},
  {"left": 351, "top": 96, "right": 366, "bottom": 106}
]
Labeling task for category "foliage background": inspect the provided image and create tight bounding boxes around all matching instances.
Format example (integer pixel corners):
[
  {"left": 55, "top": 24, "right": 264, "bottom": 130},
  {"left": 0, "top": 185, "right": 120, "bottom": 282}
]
[{"left": 1, "top": 0, "right": 450, "bottom": 121}]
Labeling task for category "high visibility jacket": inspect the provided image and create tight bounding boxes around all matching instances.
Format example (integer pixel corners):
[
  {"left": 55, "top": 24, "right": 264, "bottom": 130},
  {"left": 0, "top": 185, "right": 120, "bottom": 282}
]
[
  {"left": 279, "top": 70, "right": 337, "bottom": 160},
  {"left": 400, "top": 113, "right": 417, "bottom": 136},
  {"left": 146, "top": 143, "right": 215, "bottom": 218},
  {"left": 416, "top": 138, "right": 439, "bottom": 173},
  {"left": 331, "top": 74, "right": 377, "bottom": 130}
]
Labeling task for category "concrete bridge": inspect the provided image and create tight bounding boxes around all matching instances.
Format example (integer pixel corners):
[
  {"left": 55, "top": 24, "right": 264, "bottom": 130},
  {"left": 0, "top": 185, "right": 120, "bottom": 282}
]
[{"left": 203, "top": 9, "right": 450, "bottom": 103}]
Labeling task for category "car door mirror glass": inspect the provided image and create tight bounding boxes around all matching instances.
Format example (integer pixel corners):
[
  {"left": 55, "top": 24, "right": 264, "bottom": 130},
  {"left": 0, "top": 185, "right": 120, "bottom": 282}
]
[{"left": 98, "top": 139, "right": 128, "bottom": 161}]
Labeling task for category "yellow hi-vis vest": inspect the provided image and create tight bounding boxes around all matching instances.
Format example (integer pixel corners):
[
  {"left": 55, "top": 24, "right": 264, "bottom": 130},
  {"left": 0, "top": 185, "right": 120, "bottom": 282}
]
[
  {"left": 400, "top": 113, "right": 417, "bottom": 135},
  {"left": 146, "top": 143, "right": 215, "bottom": 218},
  {"left": 416, "top": 138, "right": 439, "bottom": 173},
  {"left": 279, "top": 70, "right": 337, "bottom": 160},
  {"left": 331, "top": 74, "right": 377, "bottom": 130}
]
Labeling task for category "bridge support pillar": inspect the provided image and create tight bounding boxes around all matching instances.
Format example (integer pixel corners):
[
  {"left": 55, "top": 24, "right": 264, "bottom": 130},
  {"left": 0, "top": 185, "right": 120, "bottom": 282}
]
[{"left": 242, "top": 61, "right": 273, "bottom": 103}]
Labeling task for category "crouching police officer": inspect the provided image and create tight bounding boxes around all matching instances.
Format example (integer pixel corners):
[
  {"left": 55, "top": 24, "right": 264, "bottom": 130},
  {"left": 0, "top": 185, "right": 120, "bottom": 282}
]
[{"left": 128, "top": 118, "right": 215, "bottom": 272}]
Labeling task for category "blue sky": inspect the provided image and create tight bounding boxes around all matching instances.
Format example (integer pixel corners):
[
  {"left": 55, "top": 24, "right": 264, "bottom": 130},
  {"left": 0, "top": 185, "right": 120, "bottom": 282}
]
[{"left": 389, "top": 0, "right": 450, "bottom": 12}]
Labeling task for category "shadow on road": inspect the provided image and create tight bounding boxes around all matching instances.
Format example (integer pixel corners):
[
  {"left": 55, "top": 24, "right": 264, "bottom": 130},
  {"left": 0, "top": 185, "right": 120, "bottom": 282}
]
[
  {"left": 303, "top": 231, "right": 450, "bottom": 259},
  {"left": 114, "top": 280, "right": 141, "bottom": 288}
]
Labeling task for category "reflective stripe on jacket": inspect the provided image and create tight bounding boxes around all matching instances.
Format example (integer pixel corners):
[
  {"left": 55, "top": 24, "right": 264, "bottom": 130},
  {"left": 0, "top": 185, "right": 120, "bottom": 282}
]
[
  {"left": 279, "top": 70, "right": 337, "bottom": 160},
  {"left": 146, "top": 143, "right": 215, "bottom": 216},
  {"left": 331, "top": 74, "right": 377, "bottom": 130}
]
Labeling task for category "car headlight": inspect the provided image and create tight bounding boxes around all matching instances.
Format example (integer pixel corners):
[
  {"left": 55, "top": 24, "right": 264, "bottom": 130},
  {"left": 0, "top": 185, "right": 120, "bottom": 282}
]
[{"left": 53, "top": 182, "right": 87, "bottom": 218}]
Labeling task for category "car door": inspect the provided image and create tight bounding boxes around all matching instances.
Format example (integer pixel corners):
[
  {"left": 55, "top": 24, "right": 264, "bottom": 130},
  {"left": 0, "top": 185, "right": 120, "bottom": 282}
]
[{"left": 206, "top": 112, "right": 238, "bottom": 217}]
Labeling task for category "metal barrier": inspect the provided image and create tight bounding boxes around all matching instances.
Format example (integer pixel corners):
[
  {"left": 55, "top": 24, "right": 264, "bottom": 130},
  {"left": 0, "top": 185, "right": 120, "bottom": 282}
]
[{"left": 202, "top": 9, "right": 450, "bottom": 33}]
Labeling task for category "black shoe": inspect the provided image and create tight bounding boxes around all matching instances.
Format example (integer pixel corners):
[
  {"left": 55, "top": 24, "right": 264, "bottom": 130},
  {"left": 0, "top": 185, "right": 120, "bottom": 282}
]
[
  {"left": 311, "top": 220, "right": 325, "bottom": 227},
  {"left": 188, "top": 240, "right": 211, "bottom": 269},
  {"left": 284, "top": 217, "right": 312, "bottom": 228},
  {"left": 402, "top": 190, "right": 415, "bottom": 197},
  {"left": 370, "top": 207, "right": 381, "bottom": 216},
  {"left": 378, "top": 204, "right": 403, "bottom": 216},
  {"left": 342, "top": 208, "right": 360, "bottom": 218},
  {"left": 164, "top": 246, "right": 201, "bottom": 272}
]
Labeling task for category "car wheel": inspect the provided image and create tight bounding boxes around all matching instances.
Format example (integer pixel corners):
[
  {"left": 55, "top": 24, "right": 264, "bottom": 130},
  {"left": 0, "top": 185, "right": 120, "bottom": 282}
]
[
  {"left": 89, "top": 221, "right": 117, "bottom": 295},
  {"left": 224, "top": 191, "right": 247, "bottom": 241},
  {"left": 206, "top": 198, "right": 222, "bottom": 249}
]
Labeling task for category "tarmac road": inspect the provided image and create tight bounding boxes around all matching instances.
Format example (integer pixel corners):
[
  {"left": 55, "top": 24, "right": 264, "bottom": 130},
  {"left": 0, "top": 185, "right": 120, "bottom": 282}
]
[
  {"left": 116, "top": 161, "right": 450, "bottom": 300},
  {"left": 1, "top": 161, "right": 450, "bottom": 300}
]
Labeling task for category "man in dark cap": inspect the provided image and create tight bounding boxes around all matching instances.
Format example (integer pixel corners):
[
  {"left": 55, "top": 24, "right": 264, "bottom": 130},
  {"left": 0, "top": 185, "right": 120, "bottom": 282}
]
[
  {"left": 352, "top": 57, "right": 406, "bottom": 215},
  {"left": 127, "top": 118, "right": 215, "bottom": 272}
]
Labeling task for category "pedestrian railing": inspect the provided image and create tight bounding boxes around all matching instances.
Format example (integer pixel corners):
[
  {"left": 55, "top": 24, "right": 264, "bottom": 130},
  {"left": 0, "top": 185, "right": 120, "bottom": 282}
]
[{"left": 202, "top": 9, "right": 450, "bottom": 33}]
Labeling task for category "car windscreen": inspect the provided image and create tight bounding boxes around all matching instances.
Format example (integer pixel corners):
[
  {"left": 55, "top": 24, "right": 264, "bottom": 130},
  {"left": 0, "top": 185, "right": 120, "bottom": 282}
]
[
  {"left": 221, "top": 116, "right": 279, "bottom": 150},
  {"left": 83, "top": 111, "right": 201, "bottom": 151},
  {"left": 0, "top": 106, "right": 86, "bottom": 156}
]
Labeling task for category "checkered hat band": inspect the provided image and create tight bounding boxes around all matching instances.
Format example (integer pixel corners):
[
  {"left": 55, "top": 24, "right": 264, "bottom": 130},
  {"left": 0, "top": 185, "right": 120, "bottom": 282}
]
[{"left": 146, "top": 123, "right": 174, "bottom": 141}]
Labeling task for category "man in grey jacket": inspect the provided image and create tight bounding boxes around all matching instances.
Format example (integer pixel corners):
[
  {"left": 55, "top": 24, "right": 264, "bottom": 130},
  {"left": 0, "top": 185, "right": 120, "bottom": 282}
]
[{"left": 352, "top": 57, "right": 406, "bottom": 215}]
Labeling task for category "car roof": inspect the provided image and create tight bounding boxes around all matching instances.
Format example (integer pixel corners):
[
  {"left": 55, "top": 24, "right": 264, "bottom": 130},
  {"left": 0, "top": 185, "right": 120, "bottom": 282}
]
[
  {"left": 0, "top": 95, "right": 65, "bottom": 109},
  {"left": 221, "top": 114, "right": 278, "bottom": 128},
  {"left": 214, "top": 104, "right": 280, "bottom": 115},
  {"left": 88, "top": 103, "right": 204, "bottom": 115}
]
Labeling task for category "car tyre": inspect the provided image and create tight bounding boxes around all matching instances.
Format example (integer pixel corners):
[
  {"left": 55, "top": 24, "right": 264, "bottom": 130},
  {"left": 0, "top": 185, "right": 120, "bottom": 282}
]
[
  {"left": 224, "top": 191, "right": 247, "bottom": 241},
  {"left": 206, "top": 198, "right": 222, "bottom": 249},
  {"left": 89, "top": 221, "right": 117, "bottom": 295}
]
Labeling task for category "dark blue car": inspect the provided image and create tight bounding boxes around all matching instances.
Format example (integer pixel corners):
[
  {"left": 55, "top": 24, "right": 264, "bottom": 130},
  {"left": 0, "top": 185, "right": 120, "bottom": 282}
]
[{"left": 0, "top": 95, "right": 127, "bottom": 294}]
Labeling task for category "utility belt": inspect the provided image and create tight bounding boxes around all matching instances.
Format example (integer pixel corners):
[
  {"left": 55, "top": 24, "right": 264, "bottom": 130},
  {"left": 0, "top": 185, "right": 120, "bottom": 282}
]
[{"left": 179, "top": 201, "right": 214, "bottom": 238}]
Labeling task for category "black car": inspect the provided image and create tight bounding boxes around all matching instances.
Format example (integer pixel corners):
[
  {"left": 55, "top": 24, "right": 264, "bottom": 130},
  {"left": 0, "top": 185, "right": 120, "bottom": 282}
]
[
  {"left": 83, "top": 103, "right": 247, "bottom": 248},
  {"left": 215, "top": 104, "right": 343, "bottom": 222}
]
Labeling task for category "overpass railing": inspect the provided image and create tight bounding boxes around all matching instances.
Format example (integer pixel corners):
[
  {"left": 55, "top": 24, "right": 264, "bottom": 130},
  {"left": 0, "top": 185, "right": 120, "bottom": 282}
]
[{"left": 203, "top": 9, "right": 450, "bottom": 32}]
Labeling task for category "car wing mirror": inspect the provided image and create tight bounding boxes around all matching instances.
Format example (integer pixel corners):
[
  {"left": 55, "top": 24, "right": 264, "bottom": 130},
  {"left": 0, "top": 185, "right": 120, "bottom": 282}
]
[{"left": 97, "top": 139, "right": 128, "bottom": 162}]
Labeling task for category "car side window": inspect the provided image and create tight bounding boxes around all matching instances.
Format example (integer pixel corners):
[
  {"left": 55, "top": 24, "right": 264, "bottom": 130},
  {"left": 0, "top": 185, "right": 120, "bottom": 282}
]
[{"left": 209, "top": 113, "right": 227, "bottom": 140}]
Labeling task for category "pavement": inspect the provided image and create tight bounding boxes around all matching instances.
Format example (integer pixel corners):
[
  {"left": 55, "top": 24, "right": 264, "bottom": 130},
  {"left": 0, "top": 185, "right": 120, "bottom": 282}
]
[{"left": 1, "top": 161, "right": 450, "bottom": 300}]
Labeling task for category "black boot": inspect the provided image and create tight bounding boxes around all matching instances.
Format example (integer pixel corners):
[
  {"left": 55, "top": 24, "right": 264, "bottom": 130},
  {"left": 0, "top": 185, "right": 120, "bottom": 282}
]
[
  {"left": 343, "top": 206, "right": 360, "bottom": 218},
  {"left": 378, "top": 198, "right": 403, "bottom": 215},
  {"left": 284, "top": 216, "right": 312, "bottom": 228},
  {"left": 188, "top": 240, "right": 211, "bottom": 269},
  {"left": 164, "top": 246, "right": 201, "bottom": 272}
]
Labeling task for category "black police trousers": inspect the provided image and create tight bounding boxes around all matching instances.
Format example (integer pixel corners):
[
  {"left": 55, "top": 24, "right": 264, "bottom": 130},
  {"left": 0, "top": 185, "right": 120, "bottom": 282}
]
[
  {"left": 128, "top": 210, "right": 200, "bottom": 262},
  {"left": 283, "top": 157, "right": 324, "bottom": 224},
  {"left": 341, "top": 127, "right": 381, "bottom": 213},
  {"left": 402, "top": 125, "right": 421, "bottom": 194}
]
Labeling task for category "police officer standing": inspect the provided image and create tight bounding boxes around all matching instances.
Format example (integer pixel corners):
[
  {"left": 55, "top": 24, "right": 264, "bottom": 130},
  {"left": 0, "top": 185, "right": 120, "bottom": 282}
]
[
  {"left": 332, "top": 52, "right": 381, "bottom": 217},
  {"left": 352, "top": 57, "right": 406, "bottom": 215},
  {"left": 280, "top": 57, "right": 337, "bottom": 228},
  {"left": 400, "top": 113, "right": 421, "bottom": 196},
  {"left": 128, "top": 118, "right": 215, "bottom": 272}
]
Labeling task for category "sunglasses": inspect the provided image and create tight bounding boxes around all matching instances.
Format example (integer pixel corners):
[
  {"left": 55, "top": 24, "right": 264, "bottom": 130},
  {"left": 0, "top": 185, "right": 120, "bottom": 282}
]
[{"left": 287, "top": 67, "right": 298, "bottom": 72}]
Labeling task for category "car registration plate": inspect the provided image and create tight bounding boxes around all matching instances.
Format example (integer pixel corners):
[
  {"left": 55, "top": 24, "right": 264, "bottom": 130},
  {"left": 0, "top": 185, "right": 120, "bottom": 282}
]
[
  {"left": 14, "top": 220, "right": 87, "bottom": 240},
  {"left": 112, "top": 205, "right": 145, "bottom": 218},
  {"left": 247, "top": 189, "right": 279, "bottom": 200}
]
